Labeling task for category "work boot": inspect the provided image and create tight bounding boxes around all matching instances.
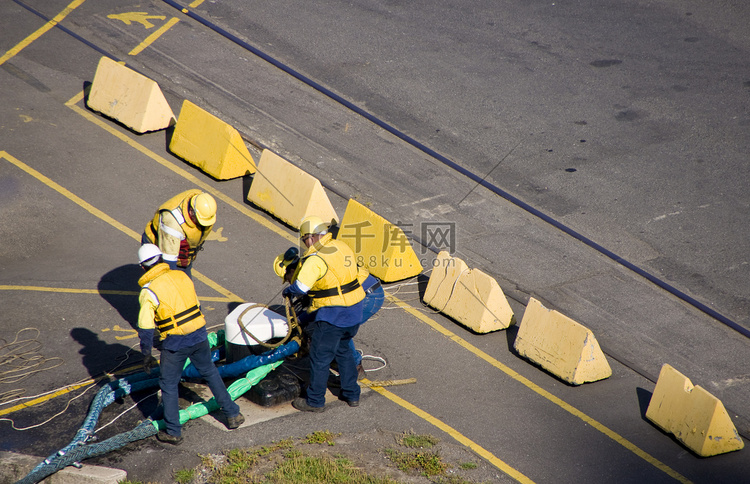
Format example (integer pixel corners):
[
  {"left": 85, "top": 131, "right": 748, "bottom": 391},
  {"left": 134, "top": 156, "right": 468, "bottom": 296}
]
[
  {"left": 227, "top": 413, "right": 245, "bottom": 429},
  {"left": 292, "top": 397, "right": 325, "bottom": 413},
  {"left": 156, "top": 430, "right": 183, "bottom": 445}
]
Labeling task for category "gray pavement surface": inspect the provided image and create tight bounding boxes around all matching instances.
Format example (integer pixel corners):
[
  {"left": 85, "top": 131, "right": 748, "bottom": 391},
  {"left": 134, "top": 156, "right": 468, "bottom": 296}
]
[{"left": 1, "top": 0, "right": 749, "bottom": 483}]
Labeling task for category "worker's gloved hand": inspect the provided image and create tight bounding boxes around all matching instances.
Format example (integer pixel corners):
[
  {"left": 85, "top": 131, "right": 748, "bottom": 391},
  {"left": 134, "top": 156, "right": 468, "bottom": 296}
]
[
  {"left": 282, "top": 286, "right": 293, "bottom": 298},
  {"left": 143, "top": 354, "right": 157, "bottom": 375}
]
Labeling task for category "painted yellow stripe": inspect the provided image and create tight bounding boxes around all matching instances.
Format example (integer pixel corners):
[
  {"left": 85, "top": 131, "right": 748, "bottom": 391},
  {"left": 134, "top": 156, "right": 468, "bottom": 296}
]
[
  {"left": 1, "top": 150, "right": 243, "bottom": 302},
  {"left": 62, "top": 94, "right": 689, "bottom": 482},
  {"left": 129, "top": 17, "right": 180, "bottom": 56},
  {"left": 0, "top": 380, "right": 95, "bottom": 417},
  {"left": 2, "top": 151, "right": 141, "bottom": 239},
  {"left": 366, "top": 380, "right": 535, "bottom": 483},
  {"left": 0, "top": 362, "right": 145, "bottom": 417},
  {"left": 387, "top": 295, "right": 692, "bottom": 484},
  {"left": 0, "top": 0, "right": 87, "bottom": 66},
  {"left": 0, "top": 285, "right": 133, "bottom": 296},
  {"left": 0, "top": 285, "right": 235, "bottom": 303}
]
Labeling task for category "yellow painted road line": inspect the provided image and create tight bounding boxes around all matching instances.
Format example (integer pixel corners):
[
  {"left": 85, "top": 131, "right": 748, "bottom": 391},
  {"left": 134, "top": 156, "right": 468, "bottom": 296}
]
[
  {"left": 0, "top": 150, "right": 243, "bottom": 303},
  {"left": 2, "top": 151, "right": 140, "bottom": 239},
  {"left": 0, "top": 285, "right": 235, "bottom": 303},
  {"left": 129, "top": 17, "right": 180, "bottom": 56},
  {"left": 366, "top": 379, "right": 535, "bottom": 484},
  {"left": 387, "top": 295, "right": 692, "bottom": 484},
  {"left": 0, "top": 0, "right": 87, "bottom": 66},
  {"left": 0, "top": 285, "right": 133, "bottom": 296},
  {"left": 0, "top": 362, "right": 145, "bottom": 417},
  {"left": 63, "top": 92, "right": 691, "bottom": 483},
  {"left": 0, "top": 380, "right": 95, "bottom": 417}
]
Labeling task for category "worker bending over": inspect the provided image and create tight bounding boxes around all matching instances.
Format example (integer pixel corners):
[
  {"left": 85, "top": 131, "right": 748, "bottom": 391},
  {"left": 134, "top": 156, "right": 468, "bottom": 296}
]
[{"left": 142, "top": 189, "right": 216, "bottom": 278}]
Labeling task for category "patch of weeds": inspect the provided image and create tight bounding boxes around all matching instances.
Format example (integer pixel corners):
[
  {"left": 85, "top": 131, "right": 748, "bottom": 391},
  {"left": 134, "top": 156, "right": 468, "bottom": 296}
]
[
  {"left": 199, "top": 453, "right": 216, "bottom": 472},
  {"left": 459, "top": 462, "right": 478, "bottom": 470},
  {"left": 173, "top": 468, "right": 195, "bottom": 484},
  {"left": 384, "top": 448, "right": 449, "bottom": 477},
  {"left": 266, "top": 453, "right": 395, "bottom": 483},
  {"left": 209, "top": 448, "right": 258, "bottom": 483},
  {"left": 305, "top": 429, "right": 339, "bottom": 446},
  {"left": 397, "top": 430, "right": 440, "bottom": 449}
]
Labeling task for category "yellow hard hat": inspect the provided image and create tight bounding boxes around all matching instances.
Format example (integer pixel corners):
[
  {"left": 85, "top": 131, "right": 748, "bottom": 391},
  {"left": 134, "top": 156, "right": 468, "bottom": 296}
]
[
  {"left": 191, "top": 193, "right": 217, "bottom": 226},
  {"left": 299, "top": 216, "right": 327, "bottom": 238},
  {"left": 272, "top": 247, "right": 299, "bottom": 279}
]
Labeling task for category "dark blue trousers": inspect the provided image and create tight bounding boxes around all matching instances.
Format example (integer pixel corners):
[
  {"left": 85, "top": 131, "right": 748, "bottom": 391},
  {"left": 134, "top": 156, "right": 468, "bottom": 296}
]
[
  {"left": 159, "top": 338, "right": 239, "bottom": 436},
  {"left": 307, "top": 321, "right": 361, "bottom": 407},
  {"left": 350, "top": 285, "right": 384, "bottom": 365}
]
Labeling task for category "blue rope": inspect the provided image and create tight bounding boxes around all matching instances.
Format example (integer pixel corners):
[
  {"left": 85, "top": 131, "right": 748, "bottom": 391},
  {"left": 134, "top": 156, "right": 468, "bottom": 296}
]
[{"left": 182, "top": 340, "right": 299, "bottom": 379}]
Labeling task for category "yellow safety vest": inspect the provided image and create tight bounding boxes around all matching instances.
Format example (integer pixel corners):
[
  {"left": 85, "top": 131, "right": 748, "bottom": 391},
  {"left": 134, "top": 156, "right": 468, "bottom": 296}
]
[
  {"left": 301, "top": 233, "right": 365, "bottom": 310},
  {"left": 143, "top": 189, "right": 212, "bottom": 266},
  {"left": 138, "top": 263, "right": 206, "bottom": 339}
]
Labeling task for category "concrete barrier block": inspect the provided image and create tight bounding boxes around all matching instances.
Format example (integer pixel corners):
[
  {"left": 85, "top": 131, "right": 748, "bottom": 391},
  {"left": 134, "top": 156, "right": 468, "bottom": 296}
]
[
  {"left": 0, "top": 451, "right": 127, "bottom": 484},
  {"left": 423, "top": 250, "right": 469, "bottom": 310},
  {"left": 86, "top": 56, "right": 175, "bottom": 133},
  {"left": 337, "top": 199, "right": 423, "bottom": 282},
  {"left": 247, "top": 149, "right": 337, "bottom": 228},
  {"left": 169, "top": 100, "right": 256, "bottom": 179},
  {"left": 646, "top": 364, "right": 744, "bottom": 456},
  {"left": 514, "top": 297, "right": 611, "bottom": 385},
  {"left": 424, "top": 251, "right": 514, "bottom": 333}
]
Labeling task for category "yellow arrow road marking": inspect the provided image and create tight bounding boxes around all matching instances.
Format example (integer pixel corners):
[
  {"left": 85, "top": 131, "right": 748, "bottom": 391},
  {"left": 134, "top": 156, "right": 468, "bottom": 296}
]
[{"left": 107, "top": 12, "right": 166, "bottom": 29}]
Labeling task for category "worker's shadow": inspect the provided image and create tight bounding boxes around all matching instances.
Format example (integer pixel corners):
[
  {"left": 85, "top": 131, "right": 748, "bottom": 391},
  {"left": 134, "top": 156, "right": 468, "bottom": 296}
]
[
  {"left": 70, "top": 327, "right": 137, "bottom": 378},
  {"left": 98, "top": 264, "right": 143, "bottom": 329}
]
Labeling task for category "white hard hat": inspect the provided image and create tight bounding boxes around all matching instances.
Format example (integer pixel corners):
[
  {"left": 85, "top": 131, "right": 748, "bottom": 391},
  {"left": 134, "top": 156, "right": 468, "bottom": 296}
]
[{"left": 138, "top": 244, "right": 162, "bottom": 266}]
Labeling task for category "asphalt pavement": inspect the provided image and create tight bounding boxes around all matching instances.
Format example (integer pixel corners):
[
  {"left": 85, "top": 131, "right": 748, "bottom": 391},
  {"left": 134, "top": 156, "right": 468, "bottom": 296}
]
[{"left": 1, "top": 1, "right": 749, "bottom": 483}]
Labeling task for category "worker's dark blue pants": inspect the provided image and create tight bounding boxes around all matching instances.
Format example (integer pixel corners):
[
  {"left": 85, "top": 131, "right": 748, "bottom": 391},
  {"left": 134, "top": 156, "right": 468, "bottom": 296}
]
[
  {"left": 159, "top": 339, "right": 239, "bottom": 437},
  {"left": 306, "top": 321, "right": 361, "bottom": 407}
]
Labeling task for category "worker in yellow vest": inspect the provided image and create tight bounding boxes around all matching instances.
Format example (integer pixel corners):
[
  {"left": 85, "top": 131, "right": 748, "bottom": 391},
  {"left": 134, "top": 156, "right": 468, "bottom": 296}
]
[
  {"left": 136, "top": 244, "right": 243, "bottom": 444},
  {"left": 282, "top": 216, "right": 366, "bottom": 412},
  {"left": 142, "top": 189, "right": 216, "bottom": 278}
]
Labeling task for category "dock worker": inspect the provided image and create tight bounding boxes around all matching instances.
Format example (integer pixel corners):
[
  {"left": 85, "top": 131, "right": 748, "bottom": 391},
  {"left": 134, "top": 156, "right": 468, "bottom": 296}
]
[
  {"left": 136, "top": 244, "right": 243, "bottom": 444},
  {"left": 142, "top": 189, "right": 216, "bottom": 278},
  {"left": 274, "top": 245, "right": 384, "bottom": 378},
  {"left": 280, "top": 216, "right": 366, "bottom": 412}
]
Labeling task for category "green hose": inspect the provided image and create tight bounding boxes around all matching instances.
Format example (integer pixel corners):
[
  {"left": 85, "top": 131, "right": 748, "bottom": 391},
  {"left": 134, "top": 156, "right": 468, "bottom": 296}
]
[{"left": 152, "top": 360, "right": 281, "bottom": 430}]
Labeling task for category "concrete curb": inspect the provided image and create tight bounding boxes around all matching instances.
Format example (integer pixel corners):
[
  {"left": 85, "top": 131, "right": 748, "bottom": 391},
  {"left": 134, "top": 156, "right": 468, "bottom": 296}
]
[{"left": 0, "top": 452, "right": 126, "bottom": 484}]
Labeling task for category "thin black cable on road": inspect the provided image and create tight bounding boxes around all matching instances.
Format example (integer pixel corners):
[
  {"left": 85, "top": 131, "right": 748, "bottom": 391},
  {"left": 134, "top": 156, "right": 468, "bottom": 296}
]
[{"left": 162, "top": 0, "right": 750, "bottom": 340}]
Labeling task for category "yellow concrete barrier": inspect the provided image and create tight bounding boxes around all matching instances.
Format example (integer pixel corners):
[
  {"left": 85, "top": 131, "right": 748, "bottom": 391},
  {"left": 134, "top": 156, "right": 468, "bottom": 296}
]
[
  {"left": 247, "top": 149, "right": 337, "bottom": 228},
  {"left": 646, "top": 364, "right": 744, "bottom": 456},
  {"left": 169, "top": 100, "right": 256, "bottom": 180},
  {"left": 337, "top": 199, "right": 423, "bottom": 282},
  {"left": 423, "top": 251, "right": 514, "bottom": 333},
  {"left": 514, "top": 297, "right": 611, "bottom": 385},
  {"left": 87, "top": 56, "right": 175, "bottom": 133}
]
